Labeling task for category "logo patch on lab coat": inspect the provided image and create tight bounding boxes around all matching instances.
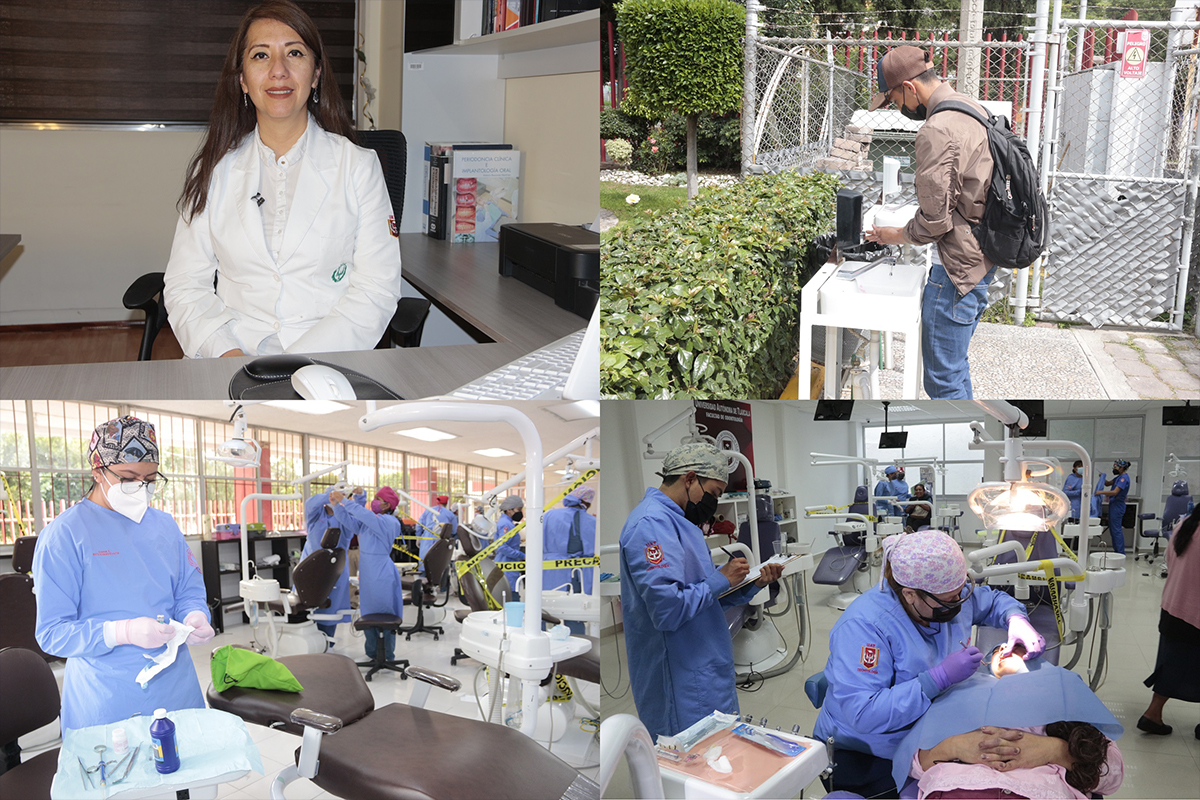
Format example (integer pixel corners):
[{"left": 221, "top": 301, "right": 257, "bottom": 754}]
[
  {"left": 645, "top": 542, "right": 664, "bottom": 565},
  {"left": 860, "top": 645, "right": 879, "bottom": 671},
  {"left": 331, "top": 263, "right": 347, "bottom": 282},
  {"left": 388, "top": 215, "right": 398, "bottom": 238}
]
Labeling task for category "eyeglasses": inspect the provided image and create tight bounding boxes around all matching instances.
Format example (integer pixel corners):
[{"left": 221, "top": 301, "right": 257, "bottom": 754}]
[
  {"left": 104, "top": 466, "right": 167, "bottom": 496},
  {"left": 917, "top": 581, "right": 974, "bottom": 609}
]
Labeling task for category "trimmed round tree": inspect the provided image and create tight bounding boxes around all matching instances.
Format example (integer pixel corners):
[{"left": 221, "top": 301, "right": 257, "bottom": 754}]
[{"left": 617, "top": 0, "right": 745, "bottom": 199}]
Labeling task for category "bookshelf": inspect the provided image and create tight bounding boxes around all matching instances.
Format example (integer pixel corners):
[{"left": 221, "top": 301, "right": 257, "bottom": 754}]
[{"left": 399, "top": 5, "right": 599, "bottom": 233}]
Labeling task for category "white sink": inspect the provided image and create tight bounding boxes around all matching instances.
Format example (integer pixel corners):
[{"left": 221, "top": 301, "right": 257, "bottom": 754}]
[{"left": 819, "top": 261, "right": 927, "bottom": 321}]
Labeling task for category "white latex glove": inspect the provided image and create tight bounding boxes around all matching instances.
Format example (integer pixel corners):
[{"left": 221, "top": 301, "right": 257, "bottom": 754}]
[
  {"left": 184, "top": 610, "right": 216, "bottom": 645},
  {"left": 111, "top": 617, "right": 176, "bottom": 649}
]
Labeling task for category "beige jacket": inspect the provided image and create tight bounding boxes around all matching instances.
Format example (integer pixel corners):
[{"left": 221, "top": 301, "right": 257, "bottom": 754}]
[{"left": 902, "top": 83, "right": 995, "bottom": 297}]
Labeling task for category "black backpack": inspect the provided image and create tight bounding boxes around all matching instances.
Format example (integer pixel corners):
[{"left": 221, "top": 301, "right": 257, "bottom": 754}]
[{"left": 929, "top": 100, "right": 1048, "bottom": 270}]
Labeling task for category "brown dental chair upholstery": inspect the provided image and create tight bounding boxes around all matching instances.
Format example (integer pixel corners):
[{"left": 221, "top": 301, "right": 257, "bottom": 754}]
[
  {"left": 266, "top": 528, "right": 346, "bottom": 623},
  {"left": 0, "top": 537, "right": 57, "bottom": 662},
  {"left": 206, "top": 652, "right": 597, "bottom": 800},
  {"left": 0, "top": 647, "right": 61, "bottom": 799}
]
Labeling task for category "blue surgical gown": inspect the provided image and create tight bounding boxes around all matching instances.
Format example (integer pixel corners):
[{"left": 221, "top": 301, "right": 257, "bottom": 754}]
[
  {"left": 32, "top": 500, "right": 209, "bottom": 730},
  {"left": 301, "top": 491, "right": 356, "bottom": 625},
  {"left": 339, "top": 501, "right": 405, "bottom": 617},
  {"left": 813, "top": 581, "right": 1024, "bottom": 759},
  {"left": 889, "top": 478, "right": 911, "bottom": 503},
  {"left": 542, "top": 496, "right": 596, "bottom": 594},
  {"left": 1109, "top": 473, "right": 1130, "bottom": 524},
  {"left": 620, "top": 488, "right": 762, "bottom": 740},
  {"left": 493, "top": 512, "right": 523, "bottom": 595},
  {"left": 416, "top": 505, "right": 458, "bottom": 571},
  {"left": 1063, "top": 473, "right": 1083, "bottom": 519},
  {"left": 873, "top": 480, "right": 894, "bottom": 517}
]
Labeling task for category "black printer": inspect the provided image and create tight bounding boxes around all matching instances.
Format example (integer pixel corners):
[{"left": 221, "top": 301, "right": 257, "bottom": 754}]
[{"left": 498, "top": 223, "right": 599, "bottom": 319}]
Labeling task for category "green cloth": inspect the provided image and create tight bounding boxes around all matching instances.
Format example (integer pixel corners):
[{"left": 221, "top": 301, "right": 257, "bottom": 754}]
[{"left": 210, "top": 645, "right": 304, "bottom": 693}]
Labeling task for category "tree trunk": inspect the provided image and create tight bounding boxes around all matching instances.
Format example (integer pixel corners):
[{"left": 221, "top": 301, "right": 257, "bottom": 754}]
[{"left": 686, "top": 113, "right": 699, "bottom": 200}]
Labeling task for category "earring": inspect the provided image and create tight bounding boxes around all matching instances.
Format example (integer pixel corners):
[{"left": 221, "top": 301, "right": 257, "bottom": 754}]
[
  {"left": 243, "top": 92, "right": 248, "bottom": 108},
  {"left": 312, "top": 85, "right": 319, "bottom": 105}
]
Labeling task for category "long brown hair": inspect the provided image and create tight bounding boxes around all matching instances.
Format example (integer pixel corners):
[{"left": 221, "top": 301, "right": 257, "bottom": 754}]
[{"left": 178, "top": 0, "right": 356, "bottom": 221}]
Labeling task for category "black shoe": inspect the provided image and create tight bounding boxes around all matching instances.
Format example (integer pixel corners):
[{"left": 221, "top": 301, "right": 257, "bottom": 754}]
[{"left": 1137, "top": 715, "right": 1172, "bottom": 735}]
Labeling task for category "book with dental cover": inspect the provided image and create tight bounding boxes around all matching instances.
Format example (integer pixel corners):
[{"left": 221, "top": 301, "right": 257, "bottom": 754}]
[
  {"left": 450, "top": 149, "right": 521, "bottom": 243},
  {"left": 422, "top": 142, "right": 512, "bottom": 237}
]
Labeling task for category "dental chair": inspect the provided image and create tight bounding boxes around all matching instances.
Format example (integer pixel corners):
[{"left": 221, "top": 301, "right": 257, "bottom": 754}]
[
  {"left": 401, "top": 538, "right": 452, "bottom": 641},
  {"left": 0, "top": 647, "right": 60, "bottom": 799},
  {"left": 973, "top": 529, "right": 1063, "bottom": 666},
  {"left": 812, "top": 486, "right": 872, "bottom": 610},
  {"left": 1137, "top": 480, "right": 1192, "bottom": 570},
  {"left": 0, "top": 536, "right": 57, "bottom": 662},
  {"left": 205, "top": 651, "right": 597, "bottom": 800},
  {"left": 257, "top": 528, "right": 347, "bottom": 657}
]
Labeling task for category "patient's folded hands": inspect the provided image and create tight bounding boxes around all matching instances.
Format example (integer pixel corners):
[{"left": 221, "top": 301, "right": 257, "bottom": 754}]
[
  {"left": 979, "top": 727, "right": 1072, "bottom": 772},
  {"left": 917, "top": 727, "right": 1023, "bottom": 771}
]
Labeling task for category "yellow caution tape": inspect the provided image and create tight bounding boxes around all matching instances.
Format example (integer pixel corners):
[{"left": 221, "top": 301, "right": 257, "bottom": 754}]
[
  {"left": 552, "top": 673, "right": 573, "bottom": 702},
  {"left": 455, "top": 468, "right": 600, "bottom": 609},
  {"left": 493, "top": 556, "right": 600, "bottom": 571}
]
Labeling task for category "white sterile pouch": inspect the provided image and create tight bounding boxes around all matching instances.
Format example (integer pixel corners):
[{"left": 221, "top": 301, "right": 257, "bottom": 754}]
[{"left": 135, "top": 620, "right": 194, "bottom": 688}]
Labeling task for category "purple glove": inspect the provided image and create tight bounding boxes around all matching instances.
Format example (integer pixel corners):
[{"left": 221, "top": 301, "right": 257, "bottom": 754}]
[
  {"left": 1005, "top": 615, "right": 1045, "bottom": 659},
  {"left": 927, "top": 646, "right": 983, "bottom": 692}
]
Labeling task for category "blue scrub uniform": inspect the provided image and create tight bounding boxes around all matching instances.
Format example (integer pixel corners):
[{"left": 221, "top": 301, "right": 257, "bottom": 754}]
[
  {"left": 1063, "top": 472, "right": 1083, "bottom": 520},
  {"left": 339, "top": 501, "right": 405, "bottom": 661},
  {"left": 873, "top": 480, "right": 895, "bottom": 517},
  {"left": 890, "top": 478, "right": 911, "bottom": 504},
  {"left": 1108, "top": 472, "right": 1131, "bottom": 554},
  {"left": 32, "top": 501, "right": 209, "bottom": 730},
  {"left": 619, "top": 488, "right": 762, "bottom": 740},
  {"left": 416, "top": 505, "right": 458, "bottom": 574},
  {"left": 814, "top": 581, "right": 1025, "bottom": 760},
  {"left": 543, "top": 496, "right": 596, "bottom": 595},
  {"left": 494, "top": 512, "right": 523, "bottom": 599},
  {"left": 302, "top": 491, "right": 356, "bottom": 635}
]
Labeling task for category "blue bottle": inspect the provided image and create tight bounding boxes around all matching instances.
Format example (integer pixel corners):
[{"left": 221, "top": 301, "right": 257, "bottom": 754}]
[{"left": 150, "top": 708, "right": 180, "bottom": 774}]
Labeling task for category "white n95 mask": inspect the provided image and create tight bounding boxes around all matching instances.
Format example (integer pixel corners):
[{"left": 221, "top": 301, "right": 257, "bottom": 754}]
[{"left": 103, "top": 474, "right": 153, "bottom": 524}]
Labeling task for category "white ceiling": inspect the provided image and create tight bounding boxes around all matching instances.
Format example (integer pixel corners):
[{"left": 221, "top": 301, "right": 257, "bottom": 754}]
[{"left": 125, "top": 400, "right": 599, "bottom": 476}]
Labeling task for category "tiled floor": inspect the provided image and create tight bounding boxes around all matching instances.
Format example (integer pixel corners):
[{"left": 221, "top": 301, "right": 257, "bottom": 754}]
[
  {"left": 24, "top": 595, "right": 599, "bottom": 799},
  {"left": 601, "top": 552, "right": 1200, "bottom": 799}
]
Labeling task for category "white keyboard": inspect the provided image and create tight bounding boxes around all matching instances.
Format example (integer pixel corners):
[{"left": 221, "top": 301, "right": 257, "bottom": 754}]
[{"left": 451, "top": 330, "right": 586, "bottom": 400}]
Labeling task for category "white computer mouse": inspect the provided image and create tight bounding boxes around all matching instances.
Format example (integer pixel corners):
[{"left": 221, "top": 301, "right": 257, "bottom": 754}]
[{"left": 291, "top": 364, "right": 357, "bottom": 400}]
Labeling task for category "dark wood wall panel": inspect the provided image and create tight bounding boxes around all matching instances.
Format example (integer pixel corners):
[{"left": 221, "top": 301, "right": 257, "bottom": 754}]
[{"left": 1, "top": 0, "right": 356, "bottom": 124}]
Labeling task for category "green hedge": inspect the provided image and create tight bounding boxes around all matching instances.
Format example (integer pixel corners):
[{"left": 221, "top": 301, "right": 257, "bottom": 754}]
[{"left": 601, "top": 171, "right": 841, "bottom": 398}]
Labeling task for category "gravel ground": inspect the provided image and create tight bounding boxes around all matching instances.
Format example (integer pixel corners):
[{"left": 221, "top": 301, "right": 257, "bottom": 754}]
[
  {"left": 600, "top": 168, "right": 742, "bottom": 188},
  {"left": 841, "top": 323, "right": 1108, "bottom": 399}
]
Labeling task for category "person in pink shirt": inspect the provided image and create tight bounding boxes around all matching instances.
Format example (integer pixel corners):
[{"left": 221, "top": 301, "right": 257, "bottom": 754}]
[
  {"left": 908, "top": 721, "right": 1123, "bottom": 799},
  {"left": 1138, "top": 506, "right": 1200, "bottom": 738}
]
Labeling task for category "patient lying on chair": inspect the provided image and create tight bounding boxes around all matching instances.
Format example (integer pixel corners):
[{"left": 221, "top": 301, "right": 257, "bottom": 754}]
[{"left": 895, "top": 656, "right": 1125, "bottom": 800}]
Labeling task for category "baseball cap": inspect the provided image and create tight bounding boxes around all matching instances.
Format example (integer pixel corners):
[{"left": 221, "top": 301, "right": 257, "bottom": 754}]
[{"left": 868, "top": 46, "right": 932, "bottom": 111}]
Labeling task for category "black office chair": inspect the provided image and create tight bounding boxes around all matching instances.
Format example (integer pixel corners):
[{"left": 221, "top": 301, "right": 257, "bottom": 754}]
[
  {"left": 124, "top": 129, "right": 430, "bottom": 359},
  {"left": 0, "top": 537, "right": 57, "bottom": 662},
  {"left": 0, "top": 647, "right": 61, "bottom": 799},
  {"left": 401, "top": 539, "right": 452, "bottom": 641}
]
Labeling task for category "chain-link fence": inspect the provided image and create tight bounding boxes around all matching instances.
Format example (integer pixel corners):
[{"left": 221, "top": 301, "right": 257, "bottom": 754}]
[
  {"left": 1042, "top": 20, "right": 1200, "bottom": 329},
  {"left": 748, "top": 16, "right": 1200, "bottom": 332}
]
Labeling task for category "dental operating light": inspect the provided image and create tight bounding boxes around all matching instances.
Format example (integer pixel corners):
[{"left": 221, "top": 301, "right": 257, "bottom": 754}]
[
  {"left": 212, "top": 406, "right": 262, "bottom": 468},
  {"left": 968, "top": 480, "right": 1070, "bottom": 532}
]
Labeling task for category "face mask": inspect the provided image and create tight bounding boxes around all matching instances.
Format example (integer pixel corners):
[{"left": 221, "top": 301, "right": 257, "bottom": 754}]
[
  {"left": 511, "top": 511, "right": 524, "bottom": 523},
  {"left": 914, "top": 588, "right": 965, "bottom": 623},
  {"left": 898, "top": 86, "right": 927, "bottom": 121},
  {"left": 896, "top": 472, "right": 906, "bottom": 482},
  {"left": 683, "top": 479, "right": 719, "bottom": 527},
  {"left": 371, "top": 500, "right": 390, "bottom": 514},
  {"left": 102, "top": 472, "right": 152, "bottom": 524}
]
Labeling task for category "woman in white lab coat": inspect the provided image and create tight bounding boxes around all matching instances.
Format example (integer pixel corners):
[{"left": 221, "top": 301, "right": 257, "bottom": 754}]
[{"left": 164, "top": 0, "right": 401, "bottom": 359}]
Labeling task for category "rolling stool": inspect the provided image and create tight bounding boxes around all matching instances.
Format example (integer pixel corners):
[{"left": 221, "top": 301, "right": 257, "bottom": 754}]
[{"left": 353, "top": 614, "right": 409, "bottom": 681}]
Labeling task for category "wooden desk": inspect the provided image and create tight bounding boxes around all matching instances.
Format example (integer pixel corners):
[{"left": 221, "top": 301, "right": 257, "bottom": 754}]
[
  {"left": 0, "top": 236, "right": 583, "bottom": 399},
  {"left": 0, "top": 234, "right": 20, "bottom": 262}
]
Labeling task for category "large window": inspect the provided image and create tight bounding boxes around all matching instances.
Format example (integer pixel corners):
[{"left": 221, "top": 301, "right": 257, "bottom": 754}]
[
  {"left": 0, "top": 402, "right": 522, "bottom": 544},
  {"left": 864, "top": 421, "right": 985, "bottom": 497}
]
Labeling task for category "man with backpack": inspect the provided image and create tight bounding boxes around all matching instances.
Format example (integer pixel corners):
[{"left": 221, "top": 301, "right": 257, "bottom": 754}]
[{"left": 865, "top": 46, "right": 1013, "bottom": 398}]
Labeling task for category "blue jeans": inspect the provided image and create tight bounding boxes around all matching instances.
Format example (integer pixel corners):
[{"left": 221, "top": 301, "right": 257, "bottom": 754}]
[
  {"left": 364, "top": 629, "right": 396, "bottom": 661},
  {"left": 921, "top": 261, "right": 997, "bottom": 398}
]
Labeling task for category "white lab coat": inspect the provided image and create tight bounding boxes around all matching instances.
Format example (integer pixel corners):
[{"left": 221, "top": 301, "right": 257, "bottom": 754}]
[{"left": 163, "top": 122, "right": 402, "bottom": 358}]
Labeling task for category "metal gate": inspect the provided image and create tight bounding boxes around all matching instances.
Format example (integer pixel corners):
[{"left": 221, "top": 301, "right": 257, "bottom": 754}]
[{"left": 1041, "top": 18, "right": 1200, "bottom": 329}]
